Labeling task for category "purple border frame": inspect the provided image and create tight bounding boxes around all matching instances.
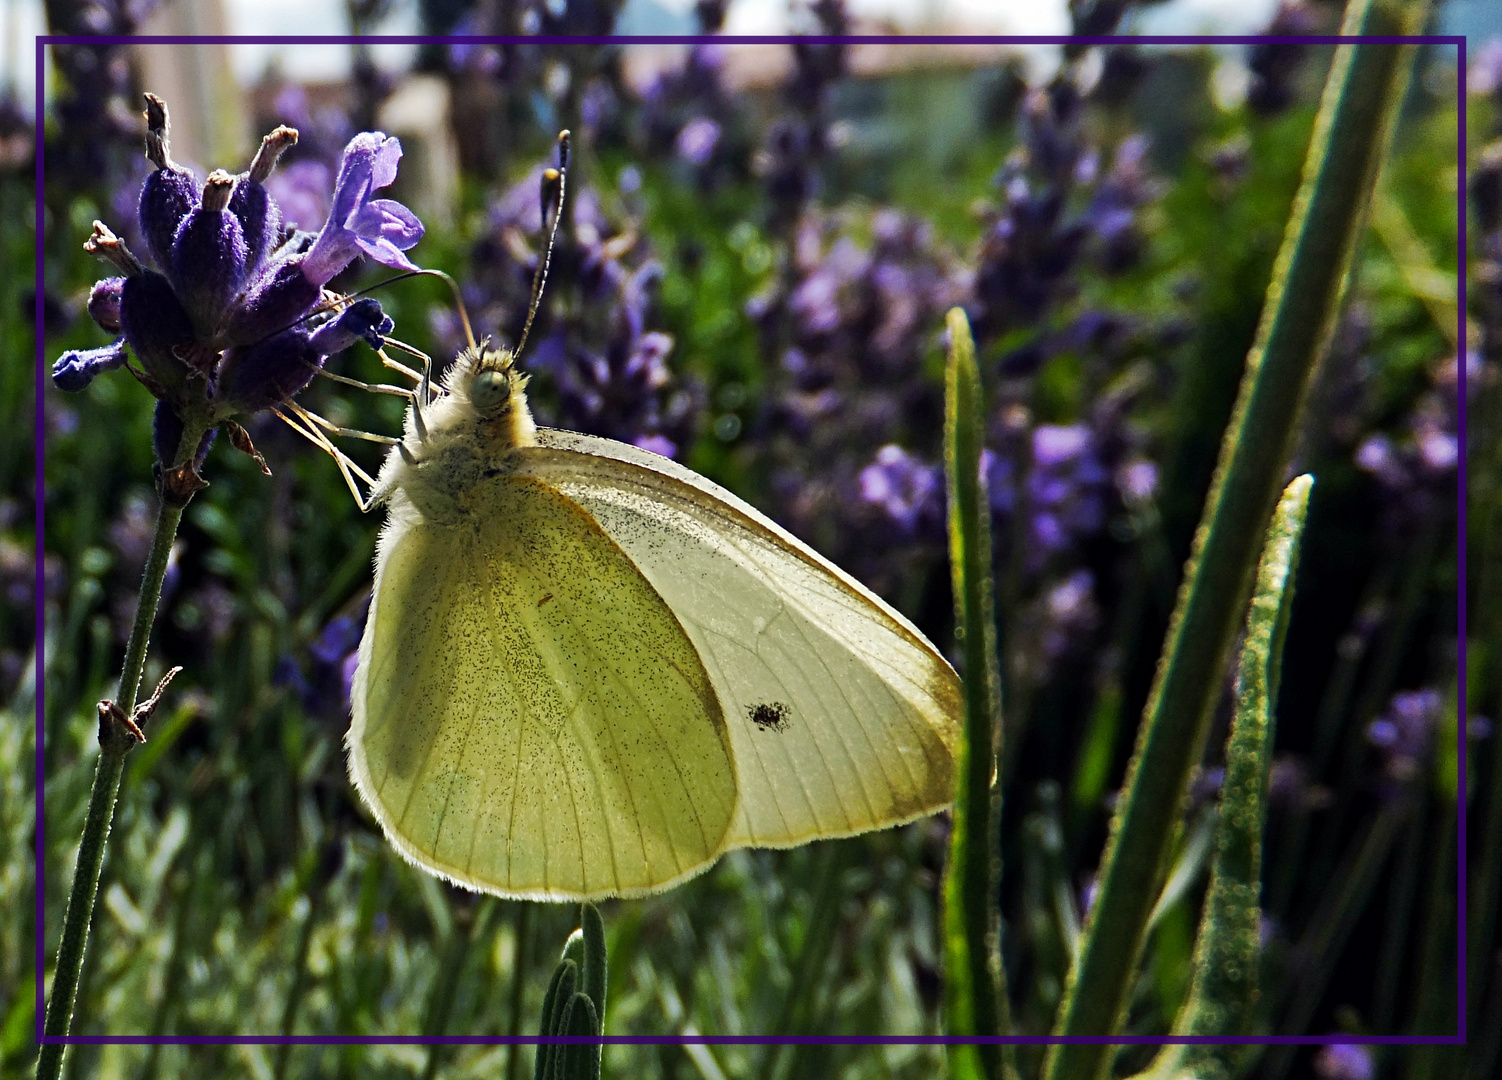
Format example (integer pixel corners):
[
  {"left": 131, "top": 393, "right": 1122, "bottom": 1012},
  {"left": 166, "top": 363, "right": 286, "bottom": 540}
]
[{"left": 32, "top": 31, "right": 1469, "bottom": 1050}]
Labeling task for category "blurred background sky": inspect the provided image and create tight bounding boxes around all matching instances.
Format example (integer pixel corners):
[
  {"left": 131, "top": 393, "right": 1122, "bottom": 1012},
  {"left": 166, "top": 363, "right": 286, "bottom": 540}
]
[{"left": 5, "top": 0, "right": 1498, "bottom": 113}]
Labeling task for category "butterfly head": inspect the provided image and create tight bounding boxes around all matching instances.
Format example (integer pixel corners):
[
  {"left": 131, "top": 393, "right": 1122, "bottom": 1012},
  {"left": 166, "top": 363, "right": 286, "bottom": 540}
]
[{"left": 453, "top": 340, "right": 536, "bottom": 448}]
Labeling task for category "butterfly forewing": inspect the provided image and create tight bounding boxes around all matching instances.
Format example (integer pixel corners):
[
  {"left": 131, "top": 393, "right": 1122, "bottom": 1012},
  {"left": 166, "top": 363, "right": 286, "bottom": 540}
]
[
  {"left": 349, "top": 475, "right": 738, "bottom": 900},
  {"left": 520, "top": 430, "right": 962, "bottom": 851}
]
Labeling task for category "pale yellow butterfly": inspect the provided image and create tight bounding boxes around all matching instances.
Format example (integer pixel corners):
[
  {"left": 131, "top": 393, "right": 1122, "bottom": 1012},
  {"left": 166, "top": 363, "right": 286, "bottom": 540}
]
[{"left": 345, "top": 136, "right": 961, "bottom": 902}]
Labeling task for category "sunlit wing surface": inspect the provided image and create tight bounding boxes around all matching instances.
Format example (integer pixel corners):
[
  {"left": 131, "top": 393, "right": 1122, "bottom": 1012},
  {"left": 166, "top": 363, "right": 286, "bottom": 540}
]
[
  {"left": 522, "top": 429, "right": 962, "bottom": 850},
  {"left": 348, "top": 475, "right": 737, "bottom": 900}
]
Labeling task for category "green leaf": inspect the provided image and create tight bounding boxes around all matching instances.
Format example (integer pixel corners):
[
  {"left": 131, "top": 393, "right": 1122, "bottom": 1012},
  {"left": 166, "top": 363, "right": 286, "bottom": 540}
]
[
  {"left": 535, "top": 958, "right": 578, "bottom": 1080},
  {"left": 1144, "top": 476, "right": 1313, "bottom": 1080},
  {"left": 1043, "top": 4, "right": 1428, "bottom": 1075},
  {"left": 940, "top": 307, "right": 1014, "bottom": 1080},
  {"left": 559, "top": 993, "right": 602, "bottom": 1080},
  {"left": 580, "top": 902, "right": 608, "bottom": 1029}
]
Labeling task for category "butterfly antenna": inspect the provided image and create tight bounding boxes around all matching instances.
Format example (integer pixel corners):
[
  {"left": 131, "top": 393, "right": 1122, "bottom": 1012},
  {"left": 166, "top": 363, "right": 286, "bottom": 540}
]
[{"left": 515, "top": 129, "right": 570, "bottom": 362}]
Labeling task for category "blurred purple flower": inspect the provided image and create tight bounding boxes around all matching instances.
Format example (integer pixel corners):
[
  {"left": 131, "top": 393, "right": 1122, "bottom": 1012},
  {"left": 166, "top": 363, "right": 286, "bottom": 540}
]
[
  {"left": 448, "top": 165, "right": 701, "bottom": 459},
  {"left": 1367, "top": 688, "right": 1444, "bottom": 782},
  {"left": 1116, "top": 459, "right": 1158, "bottom": 504},
  {"left": 1315, "top": 1043, "right": 1374, "bottom": 1080},
  {"left": 265, "top": 160, "right": 334, "bottom": 233},
  {"left": 1035, "top": 569, "right": 1100, "bottom": 669},
  {"left": 1027, "top": 424, "right": 1108, "bottom": 563},
  {"left": 1469, "top": 37, "right": 1502, "bottom": 98},
  {"left": 676, "top": 117, "right": 722, "bottom": 167},
  {"left": 858, "top": 445, "right": 942, "bottom": 539},
  {"left": 1354, "top": 353, "right": 1482, "bottom": 507},
  {"left": 281, "top": 600, "right": 369, "bottom": 719}
]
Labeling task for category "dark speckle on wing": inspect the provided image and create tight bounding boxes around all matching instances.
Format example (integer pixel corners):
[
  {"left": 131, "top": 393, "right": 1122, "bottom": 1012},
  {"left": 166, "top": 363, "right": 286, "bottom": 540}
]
[{"left": 749, "top": 701, "right": 791, "bottom": 733}]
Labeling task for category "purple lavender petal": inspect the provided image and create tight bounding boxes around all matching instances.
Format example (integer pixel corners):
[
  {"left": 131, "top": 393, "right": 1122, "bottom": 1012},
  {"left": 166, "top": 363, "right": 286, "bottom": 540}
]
[
  {"left": 347, "top": 197, "right": 424, "bottom": 271},
  {"left": 303, "top": 133, "right": 423, "bottom": 285}
]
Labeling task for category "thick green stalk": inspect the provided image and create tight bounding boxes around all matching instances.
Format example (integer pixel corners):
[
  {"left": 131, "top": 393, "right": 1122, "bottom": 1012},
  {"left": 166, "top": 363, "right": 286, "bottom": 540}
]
[
  {"left": 38, "top": 477, "right": 193, "bottom": 1080},
  {"left": 1142, "top": 477, "right": 1312, "bottom": 1080},
  {"left": 1043, "top": 5, "right": 1425, "bottom": 1075},
  {"left": 941, "top": 308, "right": 1014, "bottom": 1080}
]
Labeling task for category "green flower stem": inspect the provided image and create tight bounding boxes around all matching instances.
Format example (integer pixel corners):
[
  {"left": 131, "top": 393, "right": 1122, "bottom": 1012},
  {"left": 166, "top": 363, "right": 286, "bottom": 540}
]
[
  {"left": 941, "top": 308, "right": 1015, "bottom": 1080},
  {"left": 1042, "top": 4, "right": 1425, "bottom": 1075},
  {"left": 39, "top": 423, "right": 205, "bottom": 1080}
]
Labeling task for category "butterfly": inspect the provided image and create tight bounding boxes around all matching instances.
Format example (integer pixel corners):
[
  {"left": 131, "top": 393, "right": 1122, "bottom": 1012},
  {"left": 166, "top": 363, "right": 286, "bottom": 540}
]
[{"left": 344, "top": 135, "right": 961, "bottom": 901}]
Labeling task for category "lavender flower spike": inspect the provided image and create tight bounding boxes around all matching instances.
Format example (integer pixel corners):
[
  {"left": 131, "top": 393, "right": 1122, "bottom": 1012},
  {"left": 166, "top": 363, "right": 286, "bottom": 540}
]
[{"left": 302, "top": 132, "right": 424, "bottom": 286}]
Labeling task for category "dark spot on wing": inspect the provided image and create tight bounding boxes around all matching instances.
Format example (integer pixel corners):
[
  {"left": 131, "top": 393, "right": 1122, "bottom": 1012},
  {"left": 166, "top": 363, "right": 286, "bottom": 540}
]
[
  {"left": 749, "top": 701, "right": 791, "bottom": 733},
  {"left": 538, "top": 592, "right": 553, "bottom": 606}
]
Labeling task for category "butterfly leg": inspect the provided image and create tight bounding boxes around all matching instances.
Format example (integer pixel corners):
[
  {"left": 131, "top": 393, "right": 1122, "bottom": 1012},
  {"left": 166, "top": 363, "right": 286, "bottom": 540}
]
[
  {"left": 377, "top": 341, "right": 433, "bottom": 443},
  {"left": 272, "top": 403, "right": 388, "bottom": 512}
]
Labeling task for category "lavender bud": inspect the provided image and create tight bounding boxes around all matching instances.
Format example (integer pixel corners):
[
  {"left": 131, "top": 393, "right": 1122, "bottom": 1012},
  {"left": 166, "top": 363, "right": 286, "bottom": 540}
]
[
  {"left": 219, "top": 297, "right": 389, "bottom": 414},
  {"left": 152, "top": 398, "right": 184, "bottom": 465},
  {"left": 307, "top": 298, "right": 394, "bottom": 354},
  {"left": 139, "top": 93, "right": 201, "bottom": 269},
  {"left": 119, "top": 270, "right": 197, "bottom": 393},
  {"left": 230, "top": 178, "right": 281, "bottom": 280},
  {"left": 88, "top": 276, "right": 125, "bottom": 333},
  {"left": 225, "top": 256, "right": 321, "bottom": 347},
  {"left": 170, "top": 169, "right": 248, "bottom": 336},
  {"left": 215, "top": 329, "right": 323, "bottom": 413},
  {"left": 234, "top": 125, "right": 297, "bottom": 273},
  {"left": 52, "top": 338, "right": 128, "bottom": 392}
]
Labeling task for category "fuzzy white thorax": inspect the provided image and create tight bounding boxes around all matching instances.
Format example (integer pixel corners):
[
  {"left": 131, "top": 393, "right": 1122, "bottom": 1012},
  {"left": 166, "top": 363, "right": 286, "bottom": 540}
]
[{"left": 371, "top": 344, "right": 537, "bottom": 523}]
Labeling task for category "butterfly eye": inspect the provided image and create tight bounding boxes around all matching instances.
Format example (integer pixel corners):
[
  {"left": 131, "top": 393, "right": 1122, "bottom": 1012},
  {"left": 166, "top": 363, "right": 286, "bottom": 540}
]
[{"left": 470, "top": 369, "right": 512, "bottom": 415}]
